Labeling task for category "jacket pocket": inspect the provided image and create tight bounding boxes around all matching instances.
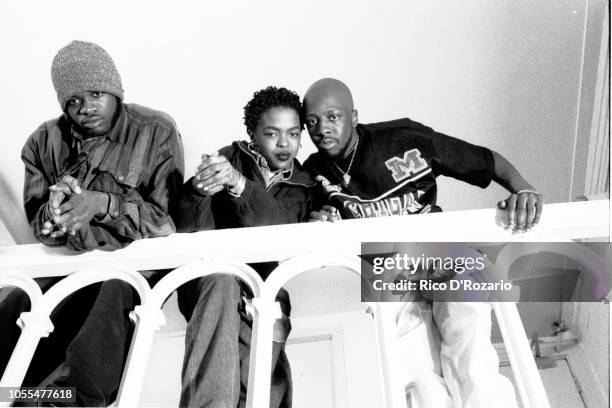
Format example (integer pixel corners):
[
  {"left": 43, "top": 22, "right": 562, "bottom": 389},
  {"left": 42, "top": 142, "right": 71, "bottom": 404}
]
[{"left": 96, "top": 161, "right": 142, "bottom": 188}]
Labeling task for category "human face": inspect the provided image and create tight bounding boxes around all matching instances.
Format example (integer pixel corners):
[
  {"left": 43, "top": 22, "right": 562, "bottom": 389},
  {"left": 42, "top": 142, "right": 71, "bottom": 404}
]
[
  {"left": 304, "top": 93, "right": 357, "bottom": 158},
  {"left": 251, "top": 107, "right": 302, "bottom": 171},
  {"left": 65, "top": 91, "right": 119, "bottom": 137}
]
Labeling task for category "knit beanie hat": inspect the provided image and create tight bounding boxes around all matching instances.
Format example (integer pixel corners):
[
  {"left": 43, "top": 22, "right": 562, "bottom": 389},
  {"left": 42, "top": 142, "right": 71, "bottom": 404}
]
[{"left": 51, "top": 40, "right": 124, "bottom": 109}]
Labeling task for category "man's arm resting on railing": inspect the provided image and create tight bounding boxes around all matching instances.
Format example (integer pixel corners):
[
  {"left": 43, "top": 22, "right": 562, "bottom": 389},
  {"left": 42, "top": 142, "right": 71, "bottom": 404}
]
[{"left": 491, "top": 150, "right": 543, "bottom": 230}]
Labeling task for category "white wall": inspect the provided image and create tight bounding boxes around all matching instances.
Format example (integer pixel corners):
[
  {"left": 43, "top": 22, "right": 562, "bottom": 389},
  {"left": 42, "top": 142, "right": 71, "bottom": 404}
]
[
  {"left": 574, "top": 302, "right": 609, "bottom": 403},
  {"left": 0, "top": 0, "right": 606, "bottom": 243}
]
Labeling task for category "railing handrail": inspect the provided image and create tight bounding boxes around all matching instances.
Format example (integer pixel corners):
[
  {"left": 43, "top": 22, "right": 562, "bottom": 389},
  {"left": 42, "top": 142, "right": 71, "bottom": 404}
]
[
  {"left": 1, "top": 199, "right": 607, "bottom": 408},
  {"left": 0, "top": 200, "right": 608, "bottom": 278}
]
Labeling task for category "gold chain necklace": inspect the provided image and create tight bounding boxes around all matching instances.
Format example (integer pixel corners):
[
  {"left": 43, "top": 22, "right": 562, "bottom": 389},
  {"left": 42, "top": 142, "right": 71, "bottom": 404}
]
[{"left": 333, "top": 135, "right": 359, "bottom": 187}]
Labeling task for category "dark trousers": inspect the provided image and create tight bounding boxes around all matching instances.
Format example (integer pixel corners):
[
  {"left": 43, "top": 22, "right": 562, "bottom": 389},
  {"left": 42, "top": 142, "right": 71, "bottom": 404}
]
[
  {"left": 177, "top": 274, "right": 292, "bottom": 408},
  {"left": 0, "top": 278, "right": 139, "bottom": 407}
]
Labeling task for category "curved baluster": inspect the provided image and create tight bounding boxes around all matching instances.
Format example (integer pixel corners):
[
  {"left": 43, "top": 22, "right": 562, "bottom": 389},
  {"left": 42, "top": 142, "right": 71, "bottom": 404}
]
[
  {"left": 246, "top": 252, "right": 384, "bottom": 408},
  {"left": 0, "top": 272, "right": 45, "bottom": 405},
  {"left": 493, "top": 303, "right": 551, "bottom": 408},
  {"left": 254, "top": 252, "right": 407, "bottom": 407},
  {"left": 492, "top": 244, "right": 545, "bottom": 408},
  {"left": 39, "top": 267, "right": 151, "bottom": 312},
  {"left": 0, "top": 272, "right": 43, "bottom": 310},
  {"left": 0, "top": 267, "right": 148, "bottom": 407},
  {"left": 116, "top": 259, "right": 262, "bottom": 408},
  {"left": 363, "top": 302, "right": 410, "bottom": 408},
  {"left": 148, "top": 260, "right": 263, "bottom": 307}
]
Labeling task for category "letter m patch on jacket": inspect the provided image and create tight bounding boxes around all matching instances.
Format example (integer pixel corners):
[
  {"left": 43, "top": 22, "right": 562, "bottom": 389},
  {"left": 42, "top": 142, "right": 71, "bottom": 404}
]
[{"left": 384, "top": 149, "right": 429, "bottom": 182}]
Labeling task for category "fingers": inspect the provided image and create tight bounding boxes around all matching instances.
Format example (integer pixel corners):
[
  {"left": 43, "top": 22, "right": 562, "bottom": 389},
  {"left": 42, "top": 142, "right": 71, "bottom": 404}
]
[
  {"left": 524, "top": 194, "right": 537, "bottom": 229},
  {"left": 522, "top": 192, "right": 543, "bottom": 228},
  {"left": 309, "top": 208, "right": 341, "bottom": 222},
  {"left": 533, "top": 195, "right": 543, "bottom": 226},
  {"left": 56, "top": 214, "right": 86, "bottom": 234},
  {"left": 192, "top": 177, "right": 225, "bottom": 195},
  {"left": 195, "top": 166, "right": 232, "bottom": 191},
  {"left": 44, "top": 182, "right": 97, "bottom": 236},
  {"left": 197, "top": 184, "right": 224, "bottom": 195},
  {"left": 192, "top": 177, "right": 213, "bottom": 194},
  {"left": 196, "top": 164, "right": 231, "bottom": 185},
  {"left": 322, "top": 205, "right": 341, "bottom": 222},
  {"left": 515, "top": 193, "right": 529, "bottom": 228},
  {"left": 50, "top": 182, "right": 72, "bottom": 193},
  {"left": 67, "top": 222, "right": 83, "bottom": 235},
  {"left": 49, "top": 190, "right": 66, "bottom": 210},
  {"left": 54, "top": 212, "right": 73, "bottom": 227},
  {"left": 42, "top": 220, "right": 68, "bottom": 238},
  {"left": 42, "top": 221, "right": 54, "bottom": 235},
  {"left": 56, "top": 217, "right": 84, "bottom": 236},
  {"left": 48, "top": 178, "right": 80, "bottom": 209},
  {"left": 194, "top": 155, "right": 230, "bottom": 188},
  {"left": 309, "top": 210, "right": 328, "bottom": 222},
  {"left": 50, "top": 230, "right": 67, "bottom": 239},
  {"left": 195, "top": 164, "right": 229, "bottom": 183},
  {"left": 49, "top": 183, "right": 71, "bottom": 209},
  {"left": 196, "top": 153, "right": 225, "bottom": 174},
  {"left": 195, "top": 160, "right": 241, "bottom": 193},
  {"left": 501, "top": 191, "right": 544, "bottom": 231},
  {"left": 200, "top": 152, "right": 219, "bottom": 162},
  {"left": 51, "top": 201, "right": 73, "bottom": 217},
  {"left": 61, "top": 175, "right": 82, "bottom": 194},
  {"left": 504, "top": 194, "right": 518, "bottom": 228}
]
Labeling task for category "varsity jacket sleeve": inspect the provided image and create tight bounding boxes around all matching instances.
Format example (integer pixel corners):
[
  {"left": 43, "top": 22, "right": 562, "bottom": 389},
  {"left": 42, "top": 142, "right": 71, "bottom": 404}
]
[{"left": 429, "top": 131, "right": 495, "bottom": 188}]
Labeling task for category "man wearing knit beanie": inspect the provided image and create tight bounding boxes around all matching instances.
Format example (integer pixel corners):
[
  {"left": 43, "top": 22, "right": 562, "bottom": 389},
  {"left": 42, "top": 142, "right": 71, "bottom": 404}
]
[
  {"left": 0, "top": 40, "right": 184, "bottom": 406},
  {"left": 52, "top": 40, "right": 124, "bottom": 111}
]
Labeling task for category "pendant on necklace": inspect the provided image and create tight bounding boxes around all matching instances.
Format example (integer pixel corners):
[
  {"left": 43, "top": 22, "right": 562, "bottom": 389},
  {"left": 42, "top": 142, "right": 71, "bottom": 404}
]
[{"left": 342, "top": 173, "right": 351, "bottom": 187}]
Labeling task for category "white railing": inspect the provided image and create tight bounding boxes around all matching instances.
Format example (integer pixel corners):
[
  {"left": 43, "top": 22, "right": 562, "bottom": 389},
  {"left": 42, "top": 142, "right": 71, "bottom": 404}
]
[{"left": 0, "top": 199, "right": 609, "bottom": 408}]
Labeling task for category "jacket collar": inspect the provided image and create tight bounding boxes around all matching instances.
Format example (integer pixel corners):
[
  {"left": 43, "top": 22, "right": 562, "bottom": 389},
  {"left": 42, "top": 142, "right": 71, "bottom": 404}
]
[{"left": 235, "top": 140, "right": 316, "bottom": 187}]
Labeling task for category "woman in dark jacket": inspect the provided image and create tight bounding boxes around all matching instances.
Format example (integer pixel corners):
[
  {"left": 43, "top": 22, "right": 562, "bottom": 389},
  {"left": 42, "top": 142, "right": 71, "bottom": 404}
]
[{"left": 173, "top": 86, "right": 318, "bottom": 408}]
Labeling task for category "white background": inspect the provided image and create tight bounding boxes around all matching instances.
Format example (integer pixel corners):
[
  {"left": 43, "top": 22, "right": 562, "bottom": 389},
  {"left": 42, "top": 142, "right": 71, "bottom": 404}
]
[{"left": 0, "top": 0, "right": 606, "bottom": 243}]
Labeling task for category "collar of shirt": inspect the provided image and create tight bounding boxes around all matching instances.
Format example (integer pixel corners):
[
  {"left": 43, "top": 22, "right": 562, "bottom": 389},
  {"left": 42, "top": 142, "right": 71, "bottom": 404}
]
[
  {"left": 63, "top": 105, "right": 128, "bottom": 182},
  {"left": 246, "top": 142, "right": 294, "bottom": 187}
]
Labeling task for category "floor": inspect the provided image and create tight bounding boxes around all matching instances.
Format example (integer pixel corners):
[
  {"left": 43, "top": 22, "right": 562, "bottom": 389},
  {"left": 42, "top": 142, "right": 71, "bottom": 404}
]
[{"left": 500, "top": 358, "right": 589, "bottom": 408}]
